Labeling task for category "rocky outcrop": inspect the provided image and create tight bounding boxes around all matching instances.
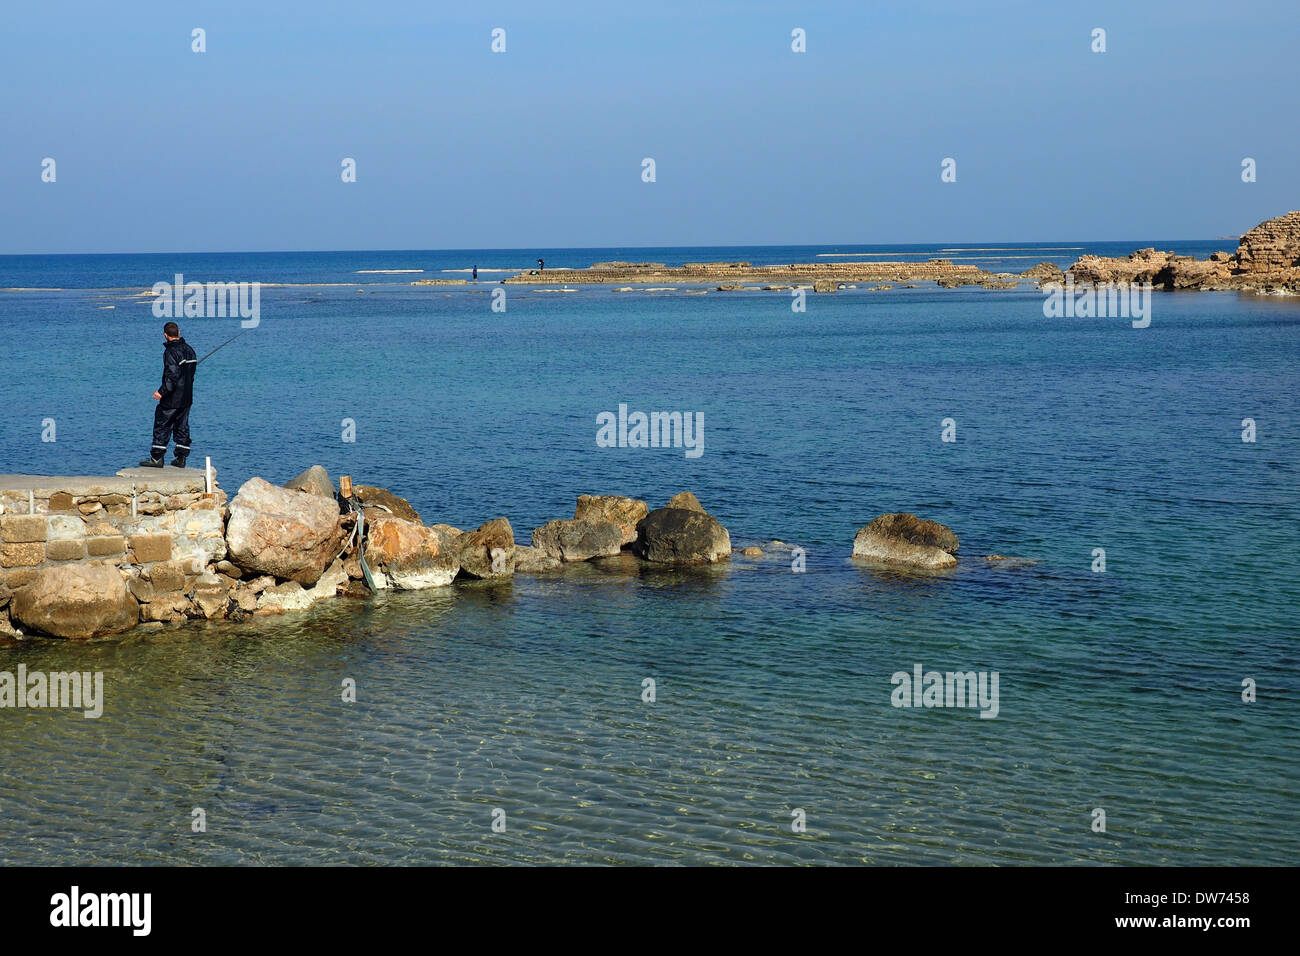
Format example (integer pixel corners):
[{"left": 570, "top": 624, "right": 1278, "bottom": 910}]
[
  {"left": 284, "top": 465, "right": 334, "bottom": 499},
  {"left": 10, "top": 564, "right": 139, "bottom": 639},
  {"left": 456, "top": 517, "right": 515, "bottom": 579},
  {"left": 225, "top": 477, "right": 347, "bottom": 586},
  {"left": 633, "top": 496, "right": 731, "bottom": 564},
  {"left": 1060, "top": 211, "right": 1300, "bottom": 294},
  {"left": 1236, "top": 210, "right": 1300, "bottom": 274},
  {"left": 1021, "top": 262, "right": 1064, "bottom": 283},
  {"left": 504, "top": 259, "right": 990, "bottom": 287},
  {"left": 573, "top": 494, "right": 647, "bottom": 545},
  {"left": 364, "top": 515, "right": 458, "bottom": 589},
  {"left": 354, "top": 485, "right": 421, "bottom": 523},
  {"left": 852, "top": 513, "right": 959, "bottom": 570},
  {"left": 531, "top": 519, "right": 623, "bottom": 562}
]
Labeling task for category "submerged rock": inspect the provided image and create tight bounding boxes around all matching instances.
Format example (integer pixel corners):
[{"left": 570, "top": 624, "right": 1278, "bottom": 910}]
[
  {"left": 852, "top": 513, "right": 959, "bottom": 570},
  {"left": 531, "top": 518, "right": 623, "bottom": 562},
  {"left": 225, "top": 477, "right": 347, "bottom": 586},
  {"left": 984, "top": 555, "right": 1039, "bottom": 568},
  {"left": 11, "top": 564, "right": 139, "bottom": 639},
  {"left": 573, "top": 494, "right": 648, "bottom": 546}
]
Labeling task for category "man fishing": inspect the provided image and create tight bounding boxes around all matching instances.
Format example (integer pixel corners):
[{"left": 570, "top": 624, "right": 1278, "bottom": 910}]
[{"left": 139, "top": 321, "right": 196, "bottom": 468}]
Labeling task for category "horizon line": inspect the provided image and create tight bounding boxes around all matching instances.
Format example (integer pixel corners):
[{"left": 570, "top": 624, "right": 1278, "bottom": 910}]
[{"left": 0, "top": 237, "right": 1240, "bottom": 258}]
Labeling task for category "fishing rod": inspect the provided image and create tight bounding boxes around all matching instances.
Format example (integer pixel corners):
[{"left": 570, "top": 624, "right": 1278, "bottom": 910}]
[{"left": 181, "top": 327, "right": 253, "bottom": 366}]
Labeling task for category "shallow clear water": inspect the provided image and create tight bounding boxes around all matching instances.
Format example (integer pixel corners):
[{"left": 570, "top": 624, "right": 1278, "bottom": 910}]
[{"left": 1, "top": 247, "right": 1297, "bottom": 864}]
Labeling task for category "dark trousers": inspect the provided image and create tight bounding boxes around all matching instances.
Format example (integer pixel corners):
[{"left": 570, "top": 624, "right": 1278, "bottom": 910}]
[{"left": 151, "top": 404, "right": 191, "bottom": 460}]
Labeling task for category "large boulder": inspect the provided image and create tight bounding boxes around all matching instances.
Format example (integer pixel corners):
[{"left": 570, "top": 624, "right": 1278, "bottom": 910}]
[
  {"left": 284, "top": 464, "right": 335, "bottom": 499},
  {"left": 456, "top": 517, "right": 515, "bottom": 579},
  {"left": 574, "top": 494, "right": 648, "bottom": 545},
  {"left": 851, "top": 513, "right": 959, "bottom": 569},
  {"left": 531, "top": 518, "right": 623, "bottom": 562},
  {"left": 225, "top": 477, "right": 346, "bottom": 586},
  {"left": 11, "top": 564, "right": 139, "bottom": 639},
  {"left": 633, "top": 505, "right": 731, "bottom": 564},
  {"left": 354, "top": 485, "right": 421, "bottom": 523},
  {"left": 364, "top": 515, "right": 458, "bottom": 589}
]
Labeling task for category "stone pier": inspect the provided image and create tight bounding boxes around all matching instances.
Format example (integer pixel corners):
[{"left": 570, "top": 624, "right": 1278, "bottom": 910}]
[{"left": 0, "top": 468, "right": 227, "bottom": 638}]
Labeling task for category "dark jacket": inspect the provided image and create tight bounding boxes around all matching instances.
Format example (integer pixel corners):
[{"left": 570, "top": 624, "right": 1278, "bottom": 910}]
[{"left": 159, "top": 337, "right": 197, "bottom": 409}]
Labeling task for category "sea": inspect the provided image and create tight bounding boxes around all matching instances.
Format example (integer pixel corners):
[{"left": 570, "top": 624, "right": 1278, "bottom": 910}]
[{"left": 1, "top": 241, "right": 1297, "bottom": 865}]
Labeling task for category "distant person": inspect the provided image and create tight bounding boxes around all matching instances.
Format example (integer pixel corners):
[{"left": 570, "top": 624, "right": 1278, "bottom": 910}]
[
  {"left": 537, "top": 257, "right": 544, "bottom": 272},
  {"left": 472, "top": 265, "right": 478, "bottom": 282},
  {"left": 139, "top": 321, "right": 196, "bottom": 468}
]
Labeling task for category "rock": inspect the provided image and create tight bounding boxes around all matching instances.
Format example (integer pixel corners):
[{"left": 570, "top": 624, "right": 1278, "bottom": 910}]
[
  {"left": 364, "top": 516, "right": 458, "bottom": 589},
  {"left": 256, "top": 559, "right": 347, "bottom": 613},
  {"left": 666, "top": 491, "right": 705, "bottom": 513},
  {"left": 127, "top": 575, "right": 154, "bottom": 603},
  {"left": 0, "top": 612, "right": 22, "bottom": 638},
  {"left": 531, "top": 519, "right": 623, "bottom": 562},
  {"left": 513, "top": 545, "right": 562, "bottom": 573},
  {"left": 633, "top": 507, "right": 731, "bottom": 564},
  {"left": 984, "top": 555, "right": 1039, "bottom": 568},
  {"left": 284, "top": 465, "right": 335, "bottom": 499},
  {"left": 851, "top": 513, "right": 959, "bottom": 569},
  {"left": 192, "top": 571, "right": 230, "bottom": 620},
  {"left": 215, "top": 560, "right": 243, "bottom": 578},
  {"left": 354, "top": 485, "right": 421, "bottom": 523},
  {"left": 1021, "top": 262, "right": 1064, "bottom": 282},
  {"left": 741, "top": 546, "right": 763, "bottom": 557},
  {"left": 141, "top": 594, "right": 193, "bottom": 623},
  {"left": 1235, "top": 210, "right": 1300, "bottom": 274},
  {"left": 231, "top": 587, "right": 259, "bottom": 612},
  {"left": 225, "top": 477, "right": 347, "bottom": 586},
  {"left": 813, "top": 279, "right": 838, "bottom": 293},
  {"left": 10, "top": 564, "right": 140, "bottom": 639},
  {"left": 573, "top": 494, "right": 648, "bottom": 545},
  {"left": 431, "top": 524, "right": 462, "bottom": 538},
  {"left": 456, "top": 517, "right": 515, "bottom": 579}
]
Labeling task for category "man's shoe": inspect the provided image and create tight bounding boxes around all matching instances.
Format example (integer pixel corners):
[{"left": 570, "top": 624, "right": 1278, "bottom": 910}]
[
  {"left": 138, "top": 458, "right": 164, "bottom": 468},
  {"left": 171, "top": 456, "right": 187, "bottom": 469}
]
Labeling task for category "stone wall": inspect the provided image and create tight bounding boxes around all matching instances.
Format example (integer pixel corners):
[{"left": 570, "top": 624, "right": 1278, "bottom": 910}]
[{"left": 0, "top": 472, "right": 228, "bottom": 637}]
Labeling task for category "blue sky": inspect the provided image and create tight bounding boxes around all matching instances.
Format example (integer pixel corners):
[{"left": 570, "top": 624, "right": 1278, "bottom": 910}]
[{"left": 1, "top": 0, "right": 1295, "bottom": 253}]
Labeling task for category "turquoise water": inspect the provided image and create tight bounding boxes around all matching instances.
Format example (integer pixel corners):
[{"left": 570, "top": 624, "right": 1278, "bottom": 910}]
[{"left": 1, "top": 247, "right": 1297, "bottom": 864}]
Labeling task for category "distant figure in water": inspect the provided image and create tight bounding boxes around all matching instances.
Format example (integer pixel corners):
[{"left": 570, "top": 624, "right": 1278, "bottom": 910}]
[
  {"left": 537, "top": 257, "right": 544, "bottom": 272},
  {"left": 472, "top": 265, "right": 478, "bottom": 282},
  {"left": 140, "top": 321, "right": 196, "bottom": 469}
]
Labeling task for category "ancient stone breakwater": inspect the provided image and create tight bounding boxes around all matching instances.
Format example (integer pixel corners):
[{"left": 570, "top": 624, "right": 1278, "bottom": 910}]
[
  {"left": 1059, "top": 210, "right": 1300, "bottom": 295},
  {"left": 0, "top": 463, "right": 1022, "bottom": 642}
]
